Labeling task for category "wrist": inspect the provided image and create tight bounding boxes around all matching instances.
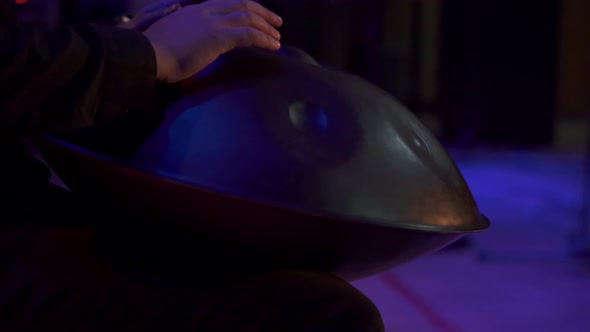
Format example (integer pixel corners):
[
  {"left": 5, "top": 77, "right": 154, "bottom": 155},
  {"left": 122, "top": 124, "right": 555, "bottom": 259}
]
[{"left": 147, "top": 39, "right": 174, "bottom": 83}]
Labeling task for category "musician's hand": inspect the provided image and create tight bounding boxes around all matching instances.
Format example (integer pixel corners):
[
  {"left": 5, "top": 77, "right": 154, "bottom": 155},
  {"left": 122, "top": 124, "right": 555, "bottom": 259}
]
[
  {"left": 119, "top": 0, "right": 182, "bottom": 31},
  {"left": 143, "top": 0, "right": 283, "bottom": 84}
]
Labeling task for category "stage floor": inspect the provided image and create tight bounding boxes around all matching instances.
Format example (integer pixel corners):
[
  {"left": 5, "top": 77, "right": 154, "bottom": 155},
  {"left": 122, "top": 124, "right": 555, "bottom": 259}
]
[{"left": 353, "top": 146, "right": 590, "bottom": 332}]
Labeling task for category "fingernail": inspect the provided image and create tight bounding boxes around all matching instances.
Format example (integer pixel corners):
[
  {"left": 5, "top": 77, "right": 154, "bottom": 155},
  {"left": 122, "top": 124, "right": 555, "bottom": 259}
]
[
  {"left": 275, "top": 15, "right": 283, "bottom": 24},
  {"left": 274, "top": 40, "right": 281, "bottom": 49}
]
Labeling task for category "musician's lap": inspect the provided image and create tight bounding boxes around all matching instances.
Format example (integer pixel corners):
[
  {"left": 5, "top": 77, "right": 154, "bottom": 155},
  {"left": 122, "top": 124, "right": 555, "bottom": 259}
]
[{"left": 0, "top": 187, "right": 384, "bottom": 332}]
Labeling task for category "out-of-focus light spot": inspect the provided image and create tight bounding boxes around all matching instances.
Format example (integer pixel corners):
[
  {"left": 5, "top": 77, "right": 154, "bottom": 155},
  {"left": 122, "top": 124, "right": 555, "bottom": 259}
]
[{"left": 15, "top": 0, "right": 29, "bottom": 4}]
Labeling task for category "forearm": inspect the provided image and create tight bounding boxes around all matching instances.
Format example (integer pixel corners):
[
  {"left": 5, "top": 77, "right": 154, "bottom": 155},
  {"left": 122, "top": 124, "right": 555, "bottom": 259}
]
[{"left": 0, "top": 21, "right": 158, "bottom": 135}]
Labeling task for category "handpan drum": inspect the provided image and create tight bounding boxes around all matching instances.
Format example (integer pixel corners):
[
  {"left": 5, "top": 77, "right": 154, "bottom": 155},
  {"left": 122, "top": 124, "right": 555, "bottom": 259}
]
[{"left": 38, "top": 46, "right": 490, "bottom": 281}]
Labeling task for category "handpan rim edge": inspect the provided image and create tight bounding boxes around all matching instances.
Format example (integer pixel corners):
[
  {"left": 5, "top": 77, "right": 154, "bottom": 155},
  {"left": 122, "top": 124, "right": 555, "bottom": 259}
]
[{"left": 43, "top": 137, "right": 490, "bottom": 234}]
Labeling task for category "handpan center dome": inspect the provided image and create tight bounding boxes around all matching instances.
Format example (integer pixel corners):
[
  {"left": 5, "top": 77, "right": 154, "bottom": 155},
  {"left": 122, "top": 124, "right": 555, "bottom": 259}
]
[{"left": 288, "top": 101, "right": 330, "bottom": 133}]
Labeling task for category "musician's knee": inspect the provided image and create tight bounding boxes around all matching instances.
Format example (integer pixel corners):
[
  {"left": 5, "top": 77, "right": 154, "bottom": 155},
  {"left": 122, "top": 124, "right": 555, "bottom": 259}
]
[{"left": 249, "top": 271, "right": 385, "bottom": 332}]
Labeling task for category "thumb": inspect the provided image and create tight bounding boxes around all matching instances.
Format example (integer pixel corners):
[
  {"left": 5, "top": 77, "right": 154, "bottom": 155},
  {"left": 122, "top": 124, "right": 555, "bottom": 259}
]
[
  {"left": 145, "top": 3, "right": 181, "bottom": 20},
  {"left": 165, "top": 3, "right": 183, "bottom": 14},
  {"left": 134, "top": 3, "right": 182, "bottom": 31}
]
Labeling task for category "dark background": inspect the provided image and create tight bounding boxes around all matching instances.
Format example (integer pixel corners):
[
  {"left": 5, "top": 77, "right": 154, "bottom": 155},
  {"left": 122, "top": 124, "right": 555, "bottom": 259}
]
[{"left": 13, "top": 0, "right": 590, "bottom": 148}]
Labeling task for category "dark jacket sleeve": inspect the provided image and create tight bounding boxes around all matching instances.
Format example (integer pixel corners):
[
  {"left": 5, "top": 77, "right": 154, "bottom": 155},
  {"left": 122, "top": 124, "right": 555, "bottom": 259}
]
[{"left": 0, "top": 20, "right": 158, "bottom": 135}]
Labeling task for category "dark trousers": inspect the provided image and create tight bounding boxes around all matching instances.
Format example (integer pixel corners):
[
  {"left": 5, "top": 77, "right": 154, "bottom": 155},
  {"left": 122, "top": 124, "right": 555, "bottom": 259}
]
[{"left": 0, "top": 187, "right": 384, "bottom": 332}]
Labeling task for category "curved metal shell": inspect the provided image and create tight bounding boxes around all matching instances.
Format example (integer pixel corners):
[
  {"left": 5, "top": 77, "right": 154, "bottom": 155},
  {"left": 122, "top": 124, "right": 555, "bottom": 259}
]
[{"left": 38, "top": 48, "right": 489, "bottom": 280}]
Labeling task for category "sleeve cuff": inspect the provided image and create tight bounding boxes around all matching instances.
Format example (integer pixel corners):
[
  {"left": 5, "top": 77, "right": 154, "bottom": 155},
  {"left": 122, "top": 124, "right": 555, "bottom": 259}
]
[{"left": 90, "top": 25, "right": 159, "bottom": 117}]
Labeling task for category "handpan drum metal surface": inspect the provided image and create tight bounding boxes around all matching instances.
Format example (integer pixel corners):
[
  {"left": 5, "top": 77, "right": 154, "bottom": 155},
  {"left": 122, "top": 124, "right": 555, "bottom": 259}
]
[{"left": 38, "top": 47, "right": 489, "bottom": 281}]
